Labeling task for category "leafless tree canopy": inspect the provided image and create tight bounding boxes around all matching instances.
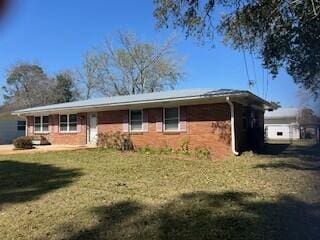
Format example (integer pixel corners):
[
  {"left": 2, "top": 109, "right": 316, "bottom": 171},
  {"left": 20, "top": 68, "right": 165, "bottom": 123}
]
[
  {"left": 81, "top": 32, "right": 184, "bottom": 98},
  {"left": 297, "top": 108, "right": 320, "bottom": 125},
  {"left": 79, "top": 52, "right": 104, "bottom": 100},
  {"left": 297, "top": 89, "right": 320, "bottom": 115},
  {"left": 1, "top": 33, "right": 184, "bottom": 108}
]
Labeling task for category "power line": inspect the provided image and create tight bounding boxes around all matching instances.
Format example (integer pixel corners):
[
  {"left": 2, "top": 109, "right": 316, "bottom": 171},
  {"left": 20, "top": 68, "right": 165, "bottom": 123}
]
[
  {"left": 238, "top": 29, "right": 252, "bottom": 90},
  {"left": 262, "top": 68, "right": 265, "bottom": 98},
  {"left": 250, "top": 51, "right": 259, "bottom": 96},
  {"left": 265, "top": 72, "right": 269, "bottom": 100},
  {"left": 241, "top": 48, "right": 252, "bottom": 90},
  {"left": 235, "top": 2, "right": 253, "bottom": 91}
]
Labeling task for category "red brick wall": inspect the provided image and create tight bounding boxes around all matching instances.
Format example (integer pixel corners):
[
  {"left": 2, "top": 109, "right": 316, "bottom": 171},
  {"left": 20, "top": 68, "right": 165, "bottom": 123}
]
[
  {"left": 97, "top": 103, "right": 232, "bottom": 158},
  {"left": 25, "top": 103, "right": 236, "bottom": 157},
  {"left": 26, "top": 116, "right": 34, "bottom": 136},
  {"left": 98, "top": 110, "right": 127, "bottom": 133},
  {"left": 27, "top": 113, "right": 87, "bottom": 145}
]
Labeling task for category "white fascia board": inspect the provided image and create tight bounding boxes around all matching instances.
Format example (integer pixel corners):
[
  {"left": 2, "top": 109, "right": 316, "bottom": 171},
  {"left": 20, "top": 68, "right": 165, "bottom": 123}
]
[{"left": 12, "top": 92, "right": 272, "bottom": 116}]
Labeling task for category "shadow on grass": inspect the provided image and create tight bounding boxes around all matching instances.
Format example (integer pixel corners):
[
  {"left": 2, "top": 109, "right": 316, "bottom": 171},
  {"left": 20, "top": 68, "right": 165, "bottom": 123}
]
[
  {"left": 0, "top": 160, "right": 81, "bottom": 205},
  {"left": 61, "top": 191, "right": 320, "bottom": 240},
  {"left": 255, "top": 162, "right": 320, "bottom": 171},
  {"left": 262, "top": 143, "right": 320, "bottom": 160},
  {"left": 255, "top": 143, "right": 320, "bottom": 171}
]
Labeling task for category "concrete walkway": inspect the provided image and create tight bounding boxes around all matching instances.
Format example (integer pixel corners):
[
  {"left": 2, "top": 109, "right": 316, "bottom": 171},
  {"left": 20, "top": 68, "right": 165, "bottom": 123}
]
[{"left": 0, "top": 144, "right": 95, "bottom": 155}]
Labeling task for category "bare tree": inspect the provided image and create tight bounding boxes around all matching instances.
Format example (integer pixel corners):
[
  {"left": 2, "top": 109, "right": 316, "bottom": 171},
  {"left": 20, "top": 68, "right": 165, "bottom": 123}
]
[
  {"left": 81, "top": 32, "right": 184, "bottom": 97},
  {"left": 79, "top": 52, "right": 104, "bottom": 99},
  {"left": 297, "top": 108, "right": 319, "bottom": 125},
  {"left": 297, "top": 89, "right": 320, "bottom": 116}
]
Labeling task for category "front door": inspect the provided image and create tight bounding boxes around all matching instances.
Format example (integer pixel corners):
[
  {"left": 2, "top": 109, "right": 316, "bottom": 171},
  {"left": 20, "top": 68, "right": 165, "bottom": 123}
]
[{"left": 88, "top": 113, "right": 97, "bottom": 144}]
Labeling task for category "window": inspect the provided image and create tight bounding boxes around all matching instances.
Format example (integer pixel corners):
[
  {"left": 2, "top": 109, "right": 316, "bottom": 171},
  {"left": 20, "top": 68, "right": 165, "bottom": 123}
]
[
  {"left": 34, "top": 116, "right": 49, "bottom": 133},
  {"left": 17, "top": 120, "right": 26, "bottom": 131},
  {"left": 59, "top": 114, "right": 77, "bottom": 132},
  {"left": 277, "top": 132, "right": 283, "bottom": 136},
  {"left": 164, "top": 107, "right": 179, "bottom": 131},
  {"left": 130, "top": 110, "right": 142, "bottom": 131}
]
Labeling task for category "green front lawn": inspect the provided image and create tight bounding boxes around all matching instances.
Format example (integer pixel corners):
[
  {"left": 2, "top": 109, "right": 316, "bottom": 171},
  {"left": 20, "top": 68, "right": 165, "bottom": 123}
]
[{"left": 0, "top": 144, "right": 319, "bottom": 240}]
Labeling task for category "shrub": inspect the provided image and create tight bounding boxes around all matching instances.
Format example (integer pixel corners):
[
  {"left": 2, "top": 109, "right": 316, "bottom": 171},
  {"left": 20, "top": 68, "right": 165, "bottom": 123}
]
[
  {"left": 194, "top": 147, "right": 211, "bottom": 160},
  {"left": 159, "top": 146, "right": 175, "bottom": 154},
  {"left": 97, "top": 132, "right": 133, "bottom": 151},
  {"left": 13, "top": 136, "right": 33, "bottom": 150},
  {"left": 137, "top": 145, "right": 176, "bottom": 155},
  {"left": 138, "top": 145, "right": 155, "bottom": 155},
  {"left": 180, "top": 139, "right": 190, "bottom": 154}
]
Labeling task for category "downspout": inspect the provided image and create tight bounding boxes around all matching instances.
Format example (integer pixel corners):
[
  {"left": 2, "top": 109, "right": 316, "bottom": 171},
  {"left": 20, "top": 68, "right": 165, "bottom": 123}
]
[{"left": 226, "top": 97, "right": 239, "bottom": 156}]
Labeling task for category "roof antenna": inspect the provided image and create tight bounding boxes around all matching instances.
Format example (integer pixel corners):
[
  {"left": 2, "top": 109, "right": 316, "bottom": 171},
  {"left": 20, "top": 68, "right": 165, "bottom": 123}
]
[{"left": 248, "top": 80, "right": 255, "bottom": 90}]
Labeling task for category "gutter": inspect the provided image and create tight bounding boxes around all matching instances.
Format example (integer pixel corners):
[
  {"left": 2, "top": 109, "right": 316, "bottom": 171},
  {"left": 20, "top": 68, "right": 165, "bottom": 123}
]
[{"left": 226, "top": 97, "right": 240, "bottom": 156}]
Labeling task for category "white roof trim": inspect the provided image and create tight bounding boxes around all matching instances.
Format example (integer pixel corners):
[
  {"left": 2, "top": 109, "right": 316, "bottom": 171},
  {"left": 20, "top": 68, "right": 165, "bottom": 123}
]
[{"left": 12, "top": 89, "right": 274, "bottom": 116}]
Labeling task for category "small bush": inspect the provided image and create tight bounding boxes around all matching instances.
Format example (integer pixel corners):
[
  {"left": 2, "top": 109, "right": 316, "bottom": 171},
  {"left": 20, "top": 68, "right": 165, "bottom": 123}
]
[
  {"left": 138, "top": 145, "right": 155, "bottom": 155},
  {"left": 137, "top": 145, "right": 174, "bottom": 155},
  {"left": 180, "top": 139, "right": 190, "bottom": 154},
  {"left": 13, "top": 136, "right": 33, "bottom": 150},
  {"left": 159, "top": 147, "right": 175, "bottom": 154},
  {"left": 97, "top": 132, "right": 133, "bottom": 151},
  {"left": 194, "top": 147, "right": 211, "bottom": 160}
]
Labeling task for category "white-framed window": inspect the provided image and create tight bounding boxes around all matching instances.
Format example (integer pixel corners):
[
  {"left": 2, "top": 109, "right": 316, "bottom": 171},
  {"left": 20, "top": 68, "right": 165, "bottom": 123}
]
[
  {"left": 130, "top": 109, "right": 143, "bottom": 132},
  {"left": 34, "top": 116, "right": 49, "bottom": 133},
  {"left": 164, "top": 107, "right": 180, "bottom": 131},
  {"left": 59, "top": 114, "right": 78, "bottom": 132},
  {"left": 17, "top": 120, "right": 26, "bottom": 131}
]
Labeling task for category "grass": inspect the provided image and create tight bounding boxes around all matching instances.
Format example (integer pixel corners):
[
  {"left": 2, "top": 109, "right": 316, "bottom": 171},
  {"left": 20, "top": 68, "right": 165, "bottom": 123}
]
[{"left": 0, "top": 143, "right": 319, "bottom": 239}]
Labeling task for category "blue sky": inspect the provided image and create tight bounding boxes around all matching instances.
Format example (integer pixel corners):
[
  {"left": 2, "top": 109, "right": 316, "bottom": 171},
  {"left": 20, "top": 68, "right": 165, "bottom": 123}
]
[{"left": 0, "top": 0, "right": 301, "bottom": 107}]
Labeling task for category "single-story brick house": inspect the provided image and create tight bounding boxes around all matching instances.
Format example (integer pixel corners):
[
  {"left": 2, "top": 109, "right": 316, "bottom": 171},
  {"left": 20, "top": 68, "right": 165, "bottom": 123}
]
[{"left": 12, "top": 89, "right": 274, "bottom": 157}]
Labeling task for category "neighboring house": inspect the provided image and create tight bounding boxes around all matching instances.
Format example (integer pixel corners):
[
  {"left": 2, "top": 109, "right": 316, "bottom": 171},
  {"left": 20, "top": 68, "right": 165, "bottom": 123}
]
[
  {"left": 264, "top": 107, "right": 320, "bottom": 142},
  {"left": 264, "top": 108, "right": 300, "bottom": 141},
  {"left": 0, "top": 116, "right": 26, "bottom": 144},
  {"left": 12, "top": 89, "right": 274, "bottom": 156}
]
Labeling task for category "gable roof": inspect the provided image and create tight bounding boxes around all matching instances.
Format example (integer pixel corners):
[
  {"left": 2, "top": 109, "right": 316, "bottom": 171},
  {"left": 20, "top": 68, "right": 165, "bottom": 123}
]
[
  {"left": 264, "top": 108, "right": 299, "bottom": 119},
  {"left": 12, "top": 88, "right": 273, "bottom": 115}
]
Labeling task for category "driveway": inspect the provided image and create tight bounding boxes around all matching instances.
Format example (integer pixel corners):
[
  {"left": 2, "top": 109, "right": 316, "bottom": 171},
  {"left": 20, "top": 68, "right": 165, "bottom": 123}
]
[{"left": 0, "top": 144, "right": 94, "bottom": 155}]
